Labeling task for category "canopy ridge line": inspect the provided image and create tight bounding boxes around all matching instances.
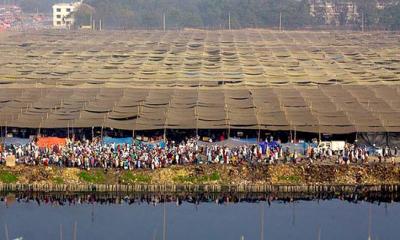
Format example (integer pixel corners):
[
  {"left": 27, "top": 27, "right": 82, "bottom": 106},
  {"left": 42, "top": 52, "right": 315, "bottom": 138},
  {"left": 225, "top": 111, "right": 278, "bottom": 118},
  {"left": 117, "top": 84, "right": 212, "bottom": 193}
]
[
  {"left": 67, "top": 121, "right": 70, "bottom": 139},
  {"left": 366, "top": 85, "right": 398, "bottom": 132},
  {"left": 224, "top": 90, "right": 230, "bottom": 137},
  {"left": 249, "top": 88, "right": 261, "bottom": 141},
  {"left": 17, "top": 107, "right": 23, "bottom": 121},
  {"left": 296, "top": 86, "right": 318, "bottom": 136},
  {"left": 134, "top": 101, "right": 141, "bottom": 132},
  {"left": 38, "top": 116, "right": 43, "bottom": 135},
  {"left": 195, "top": 88, "right": 199, "bottom": 137},
  {"left": 322, "top": 85, "right": 356, "bottom": 132},
  {"left": 136, "top": 89, "right": 151, "bottom": 130},
  {"left": 163, "top": 91, "right": 173, "bottom": 141},
  {"left": 346, "top": 85, "right": 386, "bottom": 132},
  {"left": 4, "top": 122, "right": 7, "bottom": 138},
  {"left": 274, "top": 87, "right": 290, "bottom": 132},
  {"left": 368, "top": 87, "right": 389, "bottom": 132}
]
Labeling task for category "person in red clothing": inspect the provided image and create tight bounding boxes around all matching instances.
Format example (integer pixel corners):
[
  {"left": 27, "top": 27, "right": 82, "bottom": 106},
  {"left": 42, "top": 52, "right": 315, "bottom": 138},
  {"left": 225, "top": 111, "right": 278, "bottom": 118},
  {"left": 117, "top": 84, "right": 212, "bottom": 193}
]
[{"left": 219, "top": 133, "right": 225, "bottom": 141}]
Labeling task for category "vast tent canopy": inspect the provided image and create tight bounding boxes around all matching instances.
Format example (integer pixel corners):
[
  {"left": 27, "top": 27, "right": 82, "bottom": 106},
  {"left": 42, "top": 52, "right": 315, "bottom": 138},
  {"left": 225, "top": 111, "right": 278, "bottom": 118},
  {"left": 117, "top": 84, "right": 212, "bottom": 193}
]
[{"left": 0, "top": 29, "right": 399, "bottom": 134}]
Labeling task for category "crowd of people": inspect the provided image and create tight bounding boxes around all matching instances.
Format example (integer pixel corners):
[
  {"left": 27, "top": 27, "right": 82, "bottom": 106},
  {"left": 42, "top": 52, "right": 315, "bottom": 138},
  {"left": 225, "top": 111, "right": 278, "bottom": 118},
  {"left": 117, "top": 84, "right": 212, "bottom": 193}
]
[
  {"left": 306, "top": 143, "right": 399, "bottom": 164},
  {"left": 0, "top": 136, "right": 399, "bottom": 170},
  {"left": 0, "top": 137, "right": 269, "bottom": 169}
]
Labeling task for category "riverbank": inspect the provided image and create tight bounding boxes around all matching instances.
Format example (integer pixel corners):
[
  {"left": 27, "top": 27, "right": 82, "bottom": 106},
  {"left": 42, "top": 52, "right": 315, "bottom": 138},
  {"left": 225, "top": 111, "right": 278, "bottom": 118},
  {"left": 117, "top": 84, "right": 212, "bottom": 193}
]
[{"left": 0, "top": 164, "right": 399, "bottom": 190}]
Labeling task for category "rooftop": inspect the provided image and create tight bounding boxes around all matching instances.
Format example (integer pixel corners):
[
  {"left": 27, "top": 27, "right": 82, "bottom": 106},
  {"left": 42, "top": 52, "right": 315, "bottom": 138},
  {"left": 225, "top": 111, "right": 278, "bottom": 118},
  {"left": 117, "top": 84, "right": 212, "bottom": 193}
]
[
  {"left": 0, "top": 29, "right": 399, "bottom": 132},
  {"left": 0, "top": 29, "right": 398, "bottom": 88}
]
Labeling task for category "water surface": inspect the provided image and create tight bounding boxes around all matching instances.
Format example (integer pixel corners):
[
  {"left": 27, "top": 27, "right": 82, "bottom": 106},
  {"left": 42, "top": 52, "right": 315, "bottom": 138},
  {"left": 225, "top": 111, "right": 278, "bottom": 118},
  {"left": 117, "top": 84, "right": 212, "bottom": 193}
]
[{"left": 0, "top": 194, "right": 398, "bottom": 240}]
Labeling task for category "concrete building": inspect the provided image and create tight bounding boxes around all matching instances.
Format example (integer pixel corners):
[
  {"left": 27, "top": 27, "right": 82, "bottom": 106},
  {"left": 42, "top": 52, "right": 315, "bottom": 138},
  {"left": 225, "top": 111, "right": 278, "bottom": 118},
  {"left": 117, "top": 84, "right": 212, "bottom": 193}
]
[
  {"left": 308, "top": 0, "right": 398, "bottom": 26},
  {"left": 52, "top": 1, "right": 82, "bottom": 28}
]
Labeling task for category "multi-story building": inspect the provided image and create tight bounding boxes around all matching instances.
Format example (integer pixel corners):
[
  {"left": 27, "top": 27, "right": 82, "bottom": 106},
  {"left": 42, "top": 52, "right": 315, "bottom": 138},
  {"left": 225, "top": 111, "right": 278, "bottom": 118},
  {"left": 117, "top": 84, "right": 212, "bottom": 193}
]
[
  {"left": 308, "top": 0, "right": 398, "bottom": 25},
  {"left": 376, "top": 0, "right": 400, "bottom": 9},
  {"left": 52, "top": 1, "right": 82, "bottom": 28}
]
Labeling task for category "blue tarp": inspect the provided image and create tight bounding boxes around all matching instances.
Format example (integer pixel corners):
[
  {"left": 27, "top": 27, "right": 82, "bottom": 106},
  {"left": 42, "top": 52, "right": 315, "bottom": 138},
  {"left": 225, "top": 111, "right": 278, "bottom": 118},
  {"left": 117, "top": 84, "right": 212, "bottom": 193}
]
[
  {"left": 258, "top": 141, "right": 280, "bottom": 154},
  {"left": 103, "top": 137, "right": 132, "bottom": 146},
  {"left": 231, "top": 138, "right": 258, "bottom": 144},
  {"left": 141, "top": 140, "right": 166, "bottom": 149},
  {"left": 2, "top": 137, "right": 31, "bottom": 146}
]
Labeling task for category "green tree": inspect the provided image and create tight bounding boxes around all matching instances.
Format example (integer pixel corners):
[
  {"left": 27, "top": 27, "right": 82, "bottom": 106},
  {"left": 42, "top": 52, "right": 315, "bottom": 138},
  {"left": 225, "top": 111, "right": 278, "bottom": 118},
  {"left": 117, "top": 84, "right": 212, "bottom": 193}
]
[
  {"left": 354, "top": 0, "right": 380, "bottom": 29},
  {"left": 16, "top": 0, "right": 58, "bottom": 13},
  {"left": 18, "top": 0, "right": 396, "bottom": 30},
  {"left": 379, "top": 3, "right": 400, "bottom": 30},
  {"left": 74, "top": 4, "right": 95, "bottom": 28}
]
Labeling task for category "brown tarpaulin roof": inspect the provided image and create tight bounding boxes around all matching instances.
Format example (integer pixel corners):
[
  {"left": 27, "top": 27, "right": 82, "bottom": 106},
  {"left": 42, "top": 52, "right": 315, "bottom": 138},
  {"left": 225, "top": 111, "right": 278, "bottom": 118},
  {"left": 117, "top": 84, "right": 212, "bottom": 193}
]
[
  {"left": 0, "top": 30, "right": 399, "bottom": 88},
  {"left": 0, "top": 30, "right": 399, "bottom": 133},
  {"left": 0, "top": 85, "right": 399, "bottom": 133}
]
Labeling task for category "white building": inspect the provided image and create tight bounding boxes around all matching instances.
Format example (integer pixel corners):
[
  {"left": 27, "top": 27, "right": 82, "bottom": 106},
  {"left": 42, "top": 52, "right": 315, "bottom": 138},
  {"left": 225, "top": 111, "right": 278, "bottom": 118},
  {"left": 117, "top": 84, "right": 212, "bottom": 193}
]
[{"left": 52, "top": 1, "right": 82, "bottom": 28}]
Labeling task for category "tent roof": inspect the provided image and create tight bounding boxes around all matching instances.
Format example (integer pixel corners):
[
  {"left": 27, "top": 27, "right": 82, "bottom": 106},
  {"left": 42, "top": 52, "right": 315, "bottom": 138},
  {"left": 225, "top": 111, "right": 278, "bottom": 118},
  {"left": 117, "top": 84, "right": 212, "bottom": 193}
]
[{"left": 0, "top": 29, "right": 399, "bottom": 133}]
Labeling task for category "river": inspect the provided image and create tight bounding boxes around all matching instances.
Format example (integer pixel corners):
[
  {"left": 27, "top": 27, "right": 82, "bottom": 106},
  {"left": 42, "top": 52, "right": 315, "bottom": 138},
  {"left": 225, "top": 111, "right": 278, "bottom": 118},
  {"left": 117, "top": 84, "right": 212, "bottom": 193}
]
[{"left": 0, "top": 193, "right": 399, "bottom": 240}]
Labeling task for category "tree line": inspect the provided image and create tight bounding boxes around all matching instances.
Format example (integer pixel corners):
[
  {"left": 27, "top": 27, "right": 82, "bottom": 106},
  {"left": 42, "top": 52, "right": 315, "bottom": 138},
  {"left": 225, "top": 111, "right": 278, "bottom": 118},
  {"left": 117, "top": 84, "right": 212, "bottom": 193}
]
[
  {"left": 14, "top": 0, "right": 400, "bottom": 30},
  {"left": 76, "top": 0, "right": 315, "bottom": 29}
]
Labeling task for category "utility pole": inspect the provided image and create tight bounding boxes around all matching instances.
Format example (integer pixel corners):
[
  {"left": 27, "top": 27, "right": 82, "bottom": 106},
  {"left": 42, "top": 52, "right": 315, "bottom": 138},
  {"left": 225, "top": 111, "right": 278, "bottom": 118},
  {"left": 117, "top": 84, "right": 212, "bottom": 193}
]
[
  {"left": 260, "top": 203, "right": 264, "bottom": 240},
  {"left": 317, "top": 226, "right": 321, "bottom": 240},
  {"left": 163, "top": 203, "right": 167, "bottom": 240},
  {"left": 228, "top": 12, "right": 231, "bottom": 30},
  {"left": 279, "top": 12, "right": 282, "bottom": 32},
  {"left": 90, "top": 13, "right": 93, "bottom": 29},
  {"left": 4, "top": 224, "right": 9, "bottom": 240},
  {"left": 73, "top": 221, "right": 77, "bottom": 240},
  {"left": 368, "top": 205, "right": 372, "bottom": 240},
  {"left": 60, "top": 224, "right": 63, "bottom": 240},
  {"left": 361, "top": 11, "right": 365, "bottom": 32},
  {"left": 163, "top": 12, "right": 166, "bottom": 32},
  {"left": 99, "top": 19, "right": 102, "bottom": 31}
]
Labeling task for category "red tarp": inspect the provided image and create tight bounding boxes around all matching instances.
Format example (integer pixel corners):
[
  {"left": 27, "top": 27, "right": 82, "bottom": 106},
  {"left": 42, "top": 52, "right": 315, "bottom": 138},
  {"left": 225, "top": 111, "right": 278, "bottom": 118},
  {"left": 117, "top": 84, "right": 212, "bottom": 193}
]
[{"left": 37, "top": 137, "right": 67, "bottom": 148}]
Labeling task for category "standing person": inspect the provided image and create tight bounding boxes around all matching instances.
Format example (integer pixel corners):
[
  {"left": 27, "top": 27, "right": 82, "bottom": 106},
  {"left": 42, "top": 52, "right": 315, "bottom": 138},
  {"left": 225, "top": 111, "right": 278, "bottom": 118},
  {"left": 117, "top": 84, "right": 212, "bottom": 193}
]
[
  {"left": 206, "top": 146, "right": 212, "bottom": 163},
  {"left": 378, "top": 149, "right": 383, "bottom": 163},
  {"left": 384, "top": 145, "right": 390, "bottom": 162},
  {"left": 343, "top": 149, "right": 349, "bottom": 164}
]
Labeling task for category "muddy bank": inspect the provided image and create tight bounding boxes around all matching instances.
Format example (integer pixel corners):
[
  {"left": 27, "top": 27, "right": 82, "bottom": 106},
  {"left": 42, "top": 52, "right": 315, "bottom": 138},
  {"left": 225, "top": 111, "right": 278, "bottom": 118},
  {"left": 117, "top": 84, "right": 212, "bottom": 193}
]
[{"left": 0, "top": 164, "right": 399, "bottom": 187}]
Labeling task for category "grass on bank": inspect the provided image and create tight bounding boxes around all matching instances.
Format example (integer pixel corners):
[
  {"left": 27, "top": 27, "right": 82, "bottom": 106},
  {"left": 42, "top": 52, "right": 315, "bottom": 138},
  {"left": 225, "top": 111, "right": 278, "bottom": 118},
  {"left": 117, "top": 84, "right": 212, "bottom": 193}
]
[
  {"left": 53, "top": 176, "right": 64, "bottom": 184},
  {"left": 173, "top": 171, "right": 221, "bottom": 184},
  {"left": 0, "top": 171, "right": 18, "bottom": 183},
  {"left": 120, "top": 171, "right": 151, "bottom": 184},
  {"left": 277, "top": 175, "right": 301, "bottom": 184},
  {"left": 78, "top": 171, "right": 106, "bottom": 184}
]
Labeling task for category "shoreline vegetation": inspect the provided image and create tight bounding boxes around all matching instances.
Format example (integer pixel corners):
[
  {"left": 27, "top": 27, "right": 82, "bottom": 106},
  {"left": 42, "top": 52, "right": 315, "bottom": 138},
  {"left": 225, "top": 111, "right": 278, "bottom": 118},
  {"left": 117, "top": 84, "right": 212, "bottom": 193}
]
[{"left": 0, "top": 163, "right": 399, "bottom": 193}]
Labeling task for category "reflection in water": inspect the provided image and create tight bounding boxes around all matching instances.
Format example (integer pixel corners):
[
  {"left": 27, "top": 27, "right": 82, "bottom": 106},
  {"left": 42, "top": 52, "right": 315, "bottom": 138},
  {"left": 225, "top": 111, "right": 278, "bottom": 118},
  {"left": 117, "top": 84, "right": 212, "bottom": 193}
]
[
  {"left": 0, "top": 192, "right": 399, "bottom": 240},
  {"left": 1, "top": 191, "right": 399, "bottom": 207}
]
